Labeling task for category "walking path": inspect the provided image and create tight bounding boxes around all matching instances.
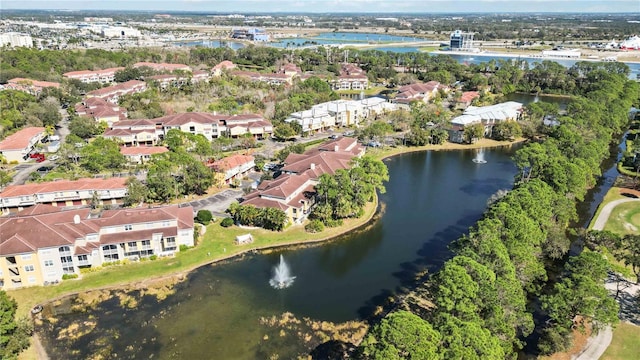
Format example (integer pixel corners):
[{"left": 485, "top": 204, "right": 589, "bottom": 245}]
[{"left": 575, "top": 195, "right": 640, "bottom": 360}]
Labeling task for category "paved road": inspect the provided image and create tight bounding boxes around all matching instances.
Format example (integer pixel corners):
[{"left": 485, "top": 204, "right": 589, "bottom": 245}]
[{"left": 575, "top": 196, "right": 640, "bottom": 360}]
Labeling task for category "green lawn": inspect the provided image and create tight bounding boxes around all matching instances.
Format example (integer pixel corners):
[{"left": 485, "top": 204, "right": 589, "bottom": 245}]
[
  {"left": 603, "top": 201, "right": 640, "bottom": 235},
  {"left": 588, "top": 187, "right": 627, "bottom": 230},
  {"left": 601, "top": 323, "right": 640, "bottom": 360}
]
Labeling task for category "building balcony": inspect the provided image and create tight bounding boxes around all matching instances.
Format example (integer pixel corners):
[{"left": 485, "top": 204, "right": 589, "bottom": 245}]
[{"left": 77, "top": 260, "right": 91, "bottom": 267}]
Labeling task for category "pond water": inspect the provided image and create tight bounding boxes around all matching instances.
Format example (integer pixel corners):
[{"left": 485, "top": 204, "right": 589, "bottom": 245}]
[
  {"left": 271, "top": 32, "right": 426, "bottom": 48},
  {"left": 173, "top": 40, "right": 245, "bottom": 50},
  {"left": 39, "top": 146, "right": 522, "bottom": 359}
]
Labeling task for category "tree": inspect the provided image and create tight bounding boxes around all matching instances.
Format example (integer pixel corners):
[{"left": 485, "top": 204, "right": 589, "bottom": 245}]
[
  {"left": 491, "top": 121, "right": 522, "bottom": 141},
  {"left": 360, "top": 311, "right": 441, "bottom": 360},
  {"left": 622, "top": 234, "right": 640, "bottom": 283},
  {"left": 463, "top": 123, "right": 485, "bottom": 144},
  {"left": 182, "top": 160, "right": 213, "bottom": 196},
  {"left": 273, "top": 123, "right": 298, "bottom": 140},
  {"left": 0, "top": 290, "right": 32, "bottom": 359},
  {"left": 260, "top": 207, "right": 288, "bottom": 231},
  {"left": 123, "top": 177, "right": 147, "bottom": 207},
  {"left": 0, "top": 170, "right": 11, "bottom": 189},
  {"left": 68, "top": 116, "right": 99, "bottom": 139},
  {"left": 196, "top": 210, "right": 213, "bottom": 224},
  {"left": 80, "top": 137, "right": 126, "bottom": 172},
  {"left": 541, "top": 250, "right": 619, "bottom": 352}
]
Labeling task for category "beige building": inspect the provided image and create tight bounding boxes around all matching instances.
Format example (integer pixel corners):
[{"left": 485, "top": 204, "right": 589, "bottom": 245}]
[
  {"left": 63, "top": 67, "right": 125, "bottom": 84},
  {"left": 0, "top": 204, "right": 194, "bottom": 289},
  {"left": 0, "top": 127, "right": 46, "bottom": 163}
]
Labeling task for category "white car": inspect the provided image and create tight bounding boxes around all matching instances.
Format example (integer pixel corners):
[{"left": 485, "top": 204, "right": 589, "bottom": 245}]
[{"left": 48, "top": 155, "right": 59, "bottom": 161}]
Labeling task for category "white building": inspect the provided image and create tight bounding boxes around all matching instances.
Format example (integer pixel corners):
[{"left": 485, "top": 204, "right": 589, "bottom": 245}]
[
  {"left": 285, "top": 108, "right": 334, "bottom": 134},
  {"left": 0, "top": 127, "right": 45, "bottom": 163},
  {"left": 0, "top": 32, "right": 33, "bottom": 48},
  {"left": 542, "top": 49, "right": 581, "bottom": 59},
  {"left": 101, "top": 26, "right": 142, "bottom": 38}
]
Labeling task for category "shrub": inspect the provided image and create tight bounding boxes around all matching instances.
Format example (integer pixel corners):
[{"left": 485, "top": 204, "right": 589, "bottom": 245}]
[
  {"left": 149, "top": 255, "right": 158, "bottom": 261},
  {"left": 62, "top": 273, "right": 79, "bottom": 280},
  {"left": 220, "top": 217, "right": 234, "bottom": 227},
  {"left": 179, "top": 244, "right": 190, "bottom": 252},
  {"left": 305, "top": 219, "right": 325, "bottom": 233},
  {"left": 196, "top": 210, "right": 213, "bottom": 224}
]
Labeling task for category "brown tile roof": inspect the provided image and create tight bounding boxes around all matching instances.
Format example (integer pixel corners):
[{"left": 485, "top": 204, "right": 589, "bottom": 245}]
[
  {"left": 212, "top": 60, "right": 236, "bottom": 71},
  {"left": 0, "top": 205, "right": 194, "bottom": 256},
  {"left": 134, "top": 62, "right": 191, "bottom": 72},
  {"left": 155, "top": 112, "right": 223, "bottom": 126},
  {"left": 120, "top": 146, "right": 169, "bottom": 156},
  {"left": 63, "top": 67, "right": 125, "bottom": 78},
  {"left": 0, "top": 178, "right": 127, "bottom": 198},
  {"left": 111, "top": 119, "right": 156, "bottom": 128},
  {"left": 459, "top": 91, "right": 480, "bottom": 103},
  {"left": 87, "top": 80, "right": 146, "bottom": 98},
  {"left": 0, "top": 127, "right": 45, "bottom": 151}
]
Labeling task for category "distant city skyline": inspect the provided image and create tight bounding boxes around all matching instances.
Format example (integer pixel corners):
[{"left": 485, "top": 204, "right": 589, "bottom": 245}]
[{"left": 2, "top": 0, "right": 639, "bottom": 13}]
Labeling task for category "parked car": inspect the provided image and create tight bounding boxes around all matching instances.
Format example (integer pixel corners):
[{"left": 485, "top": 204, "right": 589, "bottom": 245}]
[
  {"left": 367, "top": 141, "right": 382, "bottom": 148},
  {"left": 329, "top": 134, "right": 339, "bottom": 139}
]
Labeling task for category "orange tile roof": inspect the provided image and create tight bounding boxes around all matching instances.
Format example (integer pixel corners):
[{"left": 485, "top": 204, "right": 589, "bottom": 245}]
[
  {"left": 209, "top": 154, "right": 254, "bottom": 172},
  {"left": 0, "top": 127, "right": 45, "bottom": 151},
  {"left": 120, "top": 146, "right": 169, "bottom": 156},
  {"left": 0, "top": 178, "right": 127, "bottom": 198},
  {"left": 7, "top": 78, "right": 60, "bottom": 89}
]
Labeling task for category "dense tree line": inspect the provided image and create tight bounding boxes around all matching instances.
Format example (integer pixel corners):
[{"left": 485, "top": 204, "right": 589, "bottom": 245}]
[
  {"left": 358, "top": 62, "right": 639, "bottom": 358},
  {"left": 0, "top": 290, "right": 32, "bottom": 359},
  {"left": 226, "top": 202, "right": 288, "bottom": 231}
]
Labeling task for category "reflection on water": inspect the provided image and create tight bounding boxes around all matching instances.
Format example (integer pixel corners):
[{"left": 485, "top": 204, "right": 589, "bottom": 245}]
[{"left": 38, "top": 146, "right": 521, "bottom": 359}]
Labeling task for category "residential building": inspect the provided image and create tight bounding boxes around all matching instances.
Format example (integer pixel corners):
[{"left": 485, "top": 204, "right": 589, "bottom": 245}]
[
  {"left": 0, "top": 177, "right": 128, "bottom": 213},
  {"left": 359, "top": 97, "right": 398, "bottom": 117},
  {"left": 456, "top": 91, "right": 480, "bottom": 109},
  {"left": 0, "top": 204, "right": 194, "bottom": 289},
  {"left": 155, "top": 112, "right": 226, "bottom": 140},
  {"left": 103, "top": 119, "right": 159, "bottom": 146},
  {"left": 3, "top": 78, "right": 60, "bottom": 96},
  {"left": 449, "top": 101, "right": 524, "bottom": 142},
  {"left": 223, "top": 114, "right": 273, "bottom": 139},
  {"left": 311, "top": 100, "right": 365, "bottom": 127},
  {"left": 147, "top": 74, "right": 189, "bottom": 90},
  {"left": 0, "top": 127, "right": 46, "bottom": 163},
  {"left": 285, "top": 108, "right": 334, "bottom": 134},
  {"left": 63, "top": 67, "right": 125, "bottom": 84},
  {"left": 208, "top": 154, "right": 255, "bottom": 185},
  {"left": 212, "top": 60, "right": 237, "bottom": 76},
  {"left": 85, "top": 80, "right": 147, "bottom": 104},
  {"left": 75, "top": 97, "right": 127, "bottom": 126},
  {"left": 241, "top": 137, "right": 364, "bottom": 224},
  {"left": 0, "top": 32, "right": 33, "bottom": 47},
  {"left": 133, "top": 62, "right": 192, "bottom": 72},
  {"left": 394, "top": 81, "right": 449, "bottom": 105},
  {"left": 329, "top": 63, "right": 369, "bottom": 91},
  {"left": 232, "top": 70, "right": 296, "bottom": 86},
  {"left": 120, "top": 146, "right": 169, "bottom": 164}
]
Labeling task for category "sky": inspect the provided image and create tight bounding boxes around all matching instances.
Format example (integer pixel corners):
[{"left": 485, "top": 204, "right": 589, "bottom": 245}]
[{"left": 2, "top": 0, "right": 639, "bottom": 13}]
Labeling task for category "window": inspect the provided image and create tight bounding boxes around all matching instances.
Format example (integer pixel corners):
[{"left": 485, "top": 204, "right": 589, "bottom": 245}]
[
  {"left": 28, "top": 276, "right": 36, "bottom": 284},
  {"left": 44, "top": 260, "right": 54, "bottom": 267},
  {"left": 162, "top": 220, "right": 170, "bottom": 227},
  {"left": 124, "top": 224, "right": 133, "bottom": 231},
  {"left": 21, "top": 254, "right": 32, "bottom": 260},
  {"left": 189, "top": 126, "right": 196, "bottom": 132},
  {"left": 41, "top": 249, "right": 52, "bottom": 255},
  {"left": 24, "top": 265, "right": 35, "bottom": 272},
  {"left": 103, "top": 244, "right": 120, "bottom": 261}
]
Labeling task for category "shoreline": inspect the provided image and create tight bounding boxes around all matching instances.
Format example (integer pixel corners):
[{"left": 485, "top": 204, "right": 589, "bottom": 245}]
[{"left": 431, "top": 49, "right": 640, "bottom": 65}]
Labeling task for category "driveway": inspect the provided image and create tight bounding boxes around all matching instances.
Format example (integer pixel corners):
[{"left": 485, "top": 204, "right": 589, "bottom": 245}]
[{"left": 181, "top": 189, "right": 243, "bottom": 218}]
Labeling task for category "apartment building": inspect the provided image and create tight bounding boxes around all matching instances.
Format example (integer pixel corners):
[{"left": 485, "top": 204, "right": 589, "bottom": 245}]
[
  {"left": 208, "top": 154, "right": 255, "bottom": 185},
  {"left": 120, "top": 146, "right": 169, "bottom": 164},
  {"left": 212, "top": 60, "right": 237, "bottom": 76},
  {"left": 3, "top": 78, "right": 60, "bottom": 96},
  {"left": 241, "top": 137, "right": 364, "bottom": 224},
  {"left": 133, "top": 62, "right": 192, "bottom": 72},
  {"left": 0, "top": 204, "right": 194, "bottom": 289},
  {"left": 103, "top": 119, "right": 160, "bottom": 146},
  {"left": 0, "top": 177, "right": 128, "bottom": 213},
  {"left": 63, "top": 67, "right": 125, "bottom": 84},
  {"left": 0, "top": 127, "right": 46, "bottom": 163},
  {"left": 328, "top": 63, "right": 369, "bottom": 91},
  {"left": 394, "top": 81, "right": 449, "bottom": 105},
  {"left": 86, "top": 80, "right": 147, "bottom": 104}
]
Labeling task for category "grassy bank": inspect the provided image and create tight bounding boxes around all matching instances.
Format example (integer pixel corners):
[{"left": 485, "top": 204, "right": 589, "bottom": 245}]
[{"left": 601, "top": 323, "right": 640, "bottom": 360}]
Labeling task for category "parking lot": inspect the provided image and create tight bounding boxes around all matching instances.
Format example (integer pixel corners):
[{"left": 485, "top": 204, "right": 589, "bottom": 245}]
[{"left": 181, "top": 189, "right": 243, "bottom": 218}]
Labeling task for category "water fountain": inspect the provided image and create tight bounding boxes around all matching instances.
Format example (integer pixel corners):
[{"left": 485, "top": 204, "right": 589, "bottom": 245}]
[
  {"left": 472, "top": 148, "right": 487, "bottom": 164},
  {"left": 269, "top": 254, "right": 296, "bottom": 289}
]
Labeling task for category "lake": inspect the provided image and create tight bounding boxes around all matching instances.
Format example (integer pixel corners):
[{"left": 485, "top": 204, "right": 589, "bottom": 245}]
[
  {"left": 271, "top": 31, "right": 426, "bottom": 49},
  {"left": 38, "top": 146, "right": 522, "bottom": 359}
]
